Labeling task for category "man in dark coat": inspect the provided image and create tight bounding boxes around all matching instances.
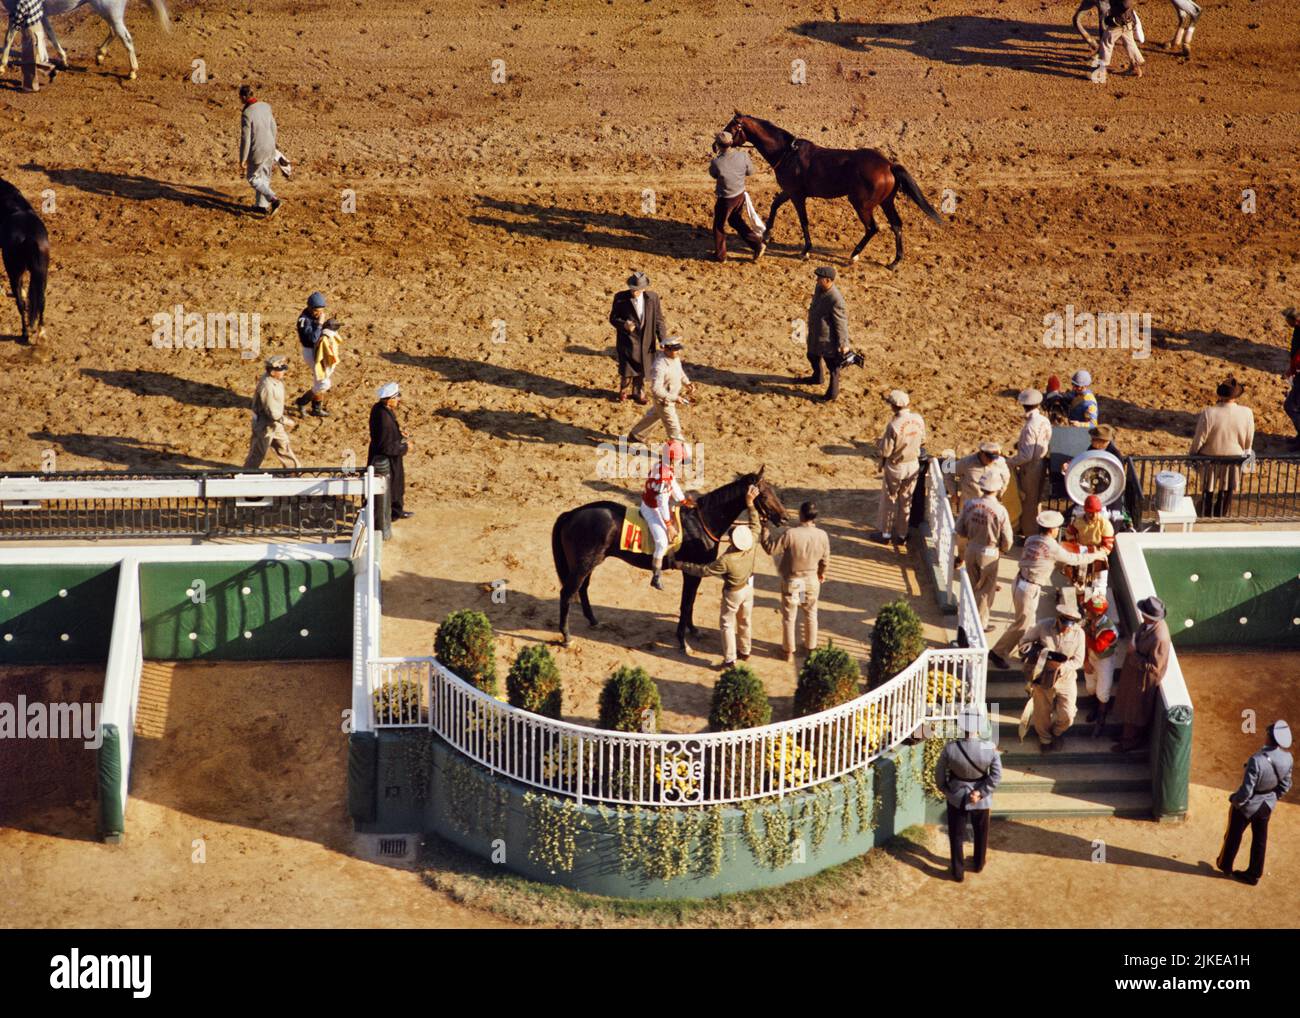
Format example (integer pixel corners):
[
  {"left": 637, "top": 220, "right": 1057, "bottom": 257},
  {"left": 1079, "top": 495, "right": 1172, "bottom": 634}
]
[
  {"left": 935, "top": 706, "right": 1002, "bottom": 882},
  {"left": 368, "top": 382, "right": 412, "bottom": 526},
  {"left": 608, "top": 271, "right": 666, "bottom": 404},
  {"left": 803, "top": 266, "right": 851, "bottom": 402},
  {"left": 1217, "top": 720, "right": 1293, "bottom": 885},
  {"left": 1282, "top": 307, "right": 1300, "bottom": 450}
]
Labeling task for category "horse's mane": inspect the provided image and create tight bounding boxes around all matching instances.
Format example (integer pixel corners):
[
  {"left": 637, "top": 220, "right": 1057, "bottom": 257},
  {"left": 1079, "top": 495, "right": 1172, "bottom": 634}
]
[
  {"left": 741, "top": 114, "right": 794, "bottom": 148},
  {"left": 699, "top": 471, "right": 758, "bottom": 506}
]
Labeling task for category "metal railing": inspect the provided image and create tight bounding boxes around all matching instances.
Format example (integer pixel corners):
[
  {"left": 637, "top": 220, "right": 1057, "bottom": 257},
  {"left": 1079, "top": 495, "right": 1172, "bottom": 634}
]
[
  {"left": 0, "top": 468, "right": 373, "bottom": 540},
  {"left": 925, "top": 458, "right": 956, "bottom": 601},
  {"left": 1126, "top": 454, "right": 1300, "bottom": 527},
  {"left": 368, "top": 646, "right": 986, "bottom": 807},
  {"left": 955, "top": 564, "right": 987, "bottom": 651}
]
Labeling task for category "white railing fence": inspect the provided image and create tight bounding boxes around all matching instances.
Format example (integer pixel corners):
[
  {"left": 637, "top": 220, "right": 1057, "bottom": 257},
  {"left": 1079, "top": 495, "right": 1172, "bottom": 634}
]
[
  {"left": 368, "top": 645, "right": 986, "bottom": 808},
  {"left": 956, "top": 564, "right": 988, "bottom": 651}
]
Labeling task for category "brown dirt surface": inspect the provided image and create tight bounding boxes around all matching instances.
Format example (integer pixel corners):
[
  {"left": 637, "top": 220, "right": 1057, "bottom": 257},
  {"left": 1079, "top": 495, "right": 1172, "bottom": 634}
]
[{"left": 0, "top": 0, "right": 1297, "bottom": 927}]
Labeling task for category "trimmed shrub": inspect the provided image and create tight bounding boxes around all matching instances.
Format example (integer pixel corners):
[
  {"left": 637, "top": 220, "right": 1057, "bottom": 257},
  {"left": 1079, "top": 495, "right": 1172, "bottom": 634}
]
[
  {"left": 708, "top": 664, "right": 772, "bottom": 731},
  {"left": 506, "top": 645, "right": 562, "bottom": 719},
  {"left": 598, "top": 665, "right": 662, "bottom": 733},
  {"left": 794, "top": 643, "right": 861, "bottom": 717},
  {"left": 434, "top": 610, "right": 498, "bottom": 695},
  {"left": 867, "top": 598, "right": 925, "bottom": 690}
]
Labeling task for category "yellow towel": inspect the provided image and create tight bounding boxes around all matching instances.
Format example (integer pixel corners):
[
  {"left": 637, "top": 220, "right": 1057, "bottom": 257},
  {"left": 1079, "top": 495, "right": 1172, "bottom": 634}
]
[{"left": 315, "top": 331, "right": 340, "bottom": 380}]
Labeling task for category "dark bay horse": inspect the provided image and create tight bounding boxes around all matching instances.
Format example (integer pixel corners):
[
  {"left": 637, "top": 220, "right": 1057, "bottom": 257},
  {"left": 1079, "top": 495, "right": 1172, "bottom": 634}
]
[
  {"left": 552, "top": 468, "right": 787, "bottom": 650},
  {"left": 723, "top": 112, "right": 943, "bottom": 268},
  {"left": 0, "top": 179, "right": 48, "bottom": 344}
]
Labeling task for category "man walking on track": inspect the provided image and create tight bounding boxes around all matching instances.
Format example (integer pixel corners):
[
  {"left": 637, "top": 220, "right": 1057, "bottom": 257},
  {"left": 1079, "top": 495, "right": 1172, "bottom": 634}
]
[
  {"left": 955, "top": 472, "right": 1014, "bottom": 632},
  {"left": 608, "top": 271, "right": 666, "bottom": 405},
  {"left": 628, "top": 337, "right": 692, "bottom": 445},
  {"left": 1008, "top": 388, "right": 1052, "bottom": 539},
  {"left": 1217, "top": 720, "right": 1292, "bottom": 886},
  {"left": 803, "top": 266, "right": 851, "bottom": 402},
  {"left": 1282, "top": 307, "right": 1300, "bottom": 450},
  {"left": 872, "top": 389, "right": 925, "bottom": 546},
  {"left": 243, "top": 355, "right": 299, "bottom": 469},
  {"left": 680, "top": 484, "right": 761, "bottom": 668},
  {"left": 761, "top": 500, "right": 830, "bottom": 663},
  {"left": 239, "top": 83, "right": 282, "bottom": 216},
  {"left": 1090, "top": 0, "right": 1145, "bottom": 83},
  {"left": 935, "top": 706, "right": 1002, "bottom": 883},
  {"left": 708, "top": 130, "right": 764, "bottom": 262}
]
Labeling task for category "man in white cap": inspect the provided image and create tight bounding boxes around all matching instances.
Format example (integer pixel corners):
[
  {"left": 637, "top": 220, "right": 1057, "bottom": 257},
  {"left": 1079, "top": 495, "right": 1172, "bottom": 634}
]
[
  {"left": 934, "top": 705, "right": 1002, "bottom": 882},
  {"left": 1007, "top": 388, "right": 1052, "bottom": 539},
  {"left": 1217, "top": 719, "right": 1293, "bottom": 885},
  {"left": 872, "top": 389, "right": 926, "bottom": 547},
  {"left": 628, "top": 337, "right": 693, "bottom": 445},
  {"left": 368, "top": 382, "right": 413, "bottom": 527},
  {"left": 608, "top": 270, "right": 666, "bottom": 405},
  {"left": 678, "top": 485, "right": 762, "bottom": 667},
  {"left": 709, "top": 130, "right": 765, "bottom": 262},
  {"left": 243, "top": 354, "right": 299, "bottom": 469},
  {"left": 1020, "top": 602, "right": 1086, "bottom": 751},
  {"left": 955, "top": 472, "right": 1014, "bottom": 631},
  {"left": 989, "top": 509, "right": 1106, "bottom": 670},
  {"left": 1065, "top": 369, "right": 1099, "bottom": 428},
  {"left": 951, "top": 440, "right": 1010, "bottom": 507}
]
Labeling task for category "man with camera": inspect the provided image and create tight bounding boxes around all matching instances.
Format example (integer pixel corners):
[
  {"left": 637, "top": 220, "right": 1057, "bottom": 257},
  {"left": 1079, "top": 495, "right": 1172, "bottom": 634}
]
[
  {"left": 802, "top": 266, "right": 861, "bottom": 402},
  {"left": 1020, "top": 603, "right": 1087, "bottom": 752}
]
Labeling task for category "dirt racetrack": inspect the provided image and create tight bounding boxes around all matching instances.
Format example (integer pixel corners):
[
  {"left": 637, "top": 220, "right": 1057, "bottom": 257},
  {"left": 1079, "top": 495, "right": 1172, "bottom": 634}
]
[{"left": 0, "top": 0, "right": 1297, "bottom": 926}]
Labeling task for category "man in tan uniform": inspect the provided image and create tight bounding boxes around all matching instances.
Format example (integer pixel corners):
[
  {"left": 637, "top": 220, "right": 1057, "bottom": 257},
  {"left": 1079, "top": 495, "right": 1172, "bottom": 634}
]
[
  {"left": 679, "top": 487, "right": 762, "bottom": 668},
  {"left": 872, "top": 389, "right": 926, "bottom": 546},
  {"left": 988, "top": 510, "right": 1106, "bottom": 670},
  {"left": 1189, "top": 376, "right": 1255, "bottom": 518},
  {"left": 761, "top": 499, "right": 830, "bottom": 662},
  {"left": 955, "top": 472, "right": 1014, "bottom": 631},
  {"left": 1021, "top": 603, "right": 1086, "bottom": 751},
  {"left": 628, "top": 337, "right": 693, "bottom": 445},
  {"left": 952, "top": 441, "right": 1010, "bottom": 507},
  {"left": 243, "top": 355, "right": 300, "bottom": 469},
  {"left": 1008, "top": 388, "right": 1052, "bottom": 539}
]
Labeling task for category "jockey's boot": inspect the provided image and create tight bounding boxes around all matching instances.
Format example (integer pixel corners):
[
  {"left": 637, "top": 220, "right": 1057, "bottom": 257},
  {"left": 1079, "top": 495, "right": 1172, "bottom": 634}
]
[
  {"left": 309, "top": 398, "right": 329, "bottom": 418},
  {"left": 293, "top": 391, "right": 313, "bottom": 413},
  {"left": 651, "top": 565, "right": 664, "bottom": 590},
  {"left": 1090, "top": 699, "right": 1112, "bottom": 738}
]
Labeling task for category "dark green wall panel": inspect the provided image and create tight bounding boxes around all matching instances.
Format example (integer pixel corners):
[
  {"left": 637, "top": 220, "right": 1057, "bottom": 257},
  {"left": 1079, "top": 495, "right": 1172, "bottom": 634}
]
[
  {"left": 0, "top": 564, "right": 120, "bottom": 665},
  {"left": 139, "top": 559, "right": 353, "bottom": 661}
]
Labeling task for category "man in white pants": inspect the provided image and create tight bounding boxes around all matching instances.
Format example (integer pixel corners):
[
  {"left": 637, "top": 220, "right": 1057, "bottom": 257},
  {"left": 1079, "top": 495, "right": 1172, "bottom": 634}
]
[
  {"left": 1091, "top": 0, "right": 1145, "bottom": 83},
  {"left": 628, "top": 337, "right": 692, "bottom": 445},
  {"left": 640, "top": 440, "right": 692, "bottom": 590},
  {"left": 1168, "top": 0, "right": 1200, "bottom": 57}
]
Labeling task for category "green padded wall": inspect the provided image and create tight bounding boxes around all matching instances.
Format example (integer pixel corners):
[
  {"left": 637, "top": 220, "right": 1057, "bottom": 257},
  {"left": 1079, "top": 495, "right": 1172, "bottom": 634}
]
[
  {"left": 139, "top": 559, "right": 353, "bottom": 660},
  {"left": 0, "top": 564, "right": 120, "bottom": 665},
  {"left": 1143, "top": 547, "right": 1300, "bottom": 649},
  {"left": 97, "top": 723, "right": 124, "bottom": 840}
]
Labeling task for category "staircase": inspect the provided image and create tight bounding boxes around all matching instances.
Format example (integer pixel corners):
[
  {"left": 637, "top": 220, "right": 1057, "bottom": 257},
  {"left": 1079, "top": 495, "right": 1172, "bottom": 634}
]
[{"left": 986, "top": 668, "right": 1153, "bottom": 819}]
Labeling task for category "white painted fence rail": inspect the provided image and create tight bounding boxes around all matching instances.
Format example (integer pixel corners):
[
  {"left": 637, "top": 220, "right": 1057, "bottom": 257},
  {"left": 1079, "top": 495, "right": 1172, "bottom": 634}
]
[
  {"left": 369, "top": 646, "right": 987, "bottom": 807},
  {"left": 925, "top": 458, "right": 956, "bottom": 602}
]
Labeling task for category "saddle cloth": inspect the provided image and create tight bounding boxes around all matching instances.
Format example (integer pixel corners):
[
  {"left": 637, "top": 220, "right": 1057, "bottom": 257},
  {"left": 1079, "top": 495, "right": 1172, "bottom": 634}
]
[{"left": 619, "top": 505, "right": 683, "bottom": 555}]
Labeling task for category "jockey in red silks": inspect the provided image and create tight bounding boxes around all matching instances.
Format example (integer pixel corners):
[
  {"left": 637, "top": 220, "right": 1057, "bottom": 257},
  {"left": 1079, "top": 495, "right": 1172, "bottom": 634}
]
[{"left": 640, "top": 440, "right": 692, "bottom": 590}]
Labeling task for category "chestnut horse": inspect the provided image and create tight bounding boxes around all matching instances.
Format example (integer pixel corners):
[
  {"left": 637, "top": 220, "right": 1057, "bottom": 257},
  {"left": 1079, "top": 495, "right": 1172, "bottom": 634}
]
[{"left": 722, "top": 112, "right": 943, "bottom": 268}]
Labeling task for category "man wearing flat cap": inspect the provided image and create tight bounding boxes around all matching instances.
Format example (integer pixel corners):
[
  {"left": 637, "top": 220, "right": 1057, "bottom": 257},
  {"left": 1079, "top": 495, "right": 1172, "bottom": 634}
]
[
  {"left": 243, "top": 355, "right": 300, "bottom": 469},
  {"left": 802, "top": 266, "right": 852, "bottom": 401},
  {"left": 1020, "top": 602, "right": 1087, "bottom": 751},
  {"left": 608, "top": 271, "right": 666, "bottom": 405},
  {"left": 629, "top": 337, "right": 693, "bottom": 444},
  {"left": 955, "top": 472, "right": 1014, "bottom": 631},
  {"left": 679, "top": 485, "right": 762, "bottom": 668},
  {"left": 1281, "top": 307, "right": 1300, "bottom": 450},
  {"left": 708, "top": 130, "right": 764, "bottom": 262},
  {"left": 1189, "top": 376, "right": 1255, "bottom": 518},
  {"left": 1218, "top": 719, "right": 1293, "bottom": 885},
  {"left": 935, "top": 706, "right": 1002, "bottom": 882},
  {"left": 989, "top": 509, "right": 1106, "bottom": 670},
  {"left": 873, "top": 389, "right": 926, "bottom": 546},
  {"left": 1008, "top": 388, "right": 1053, "bottom": 539},
  {"left": 1111, "top": 596, "right": 1171, "bottom": 752}
]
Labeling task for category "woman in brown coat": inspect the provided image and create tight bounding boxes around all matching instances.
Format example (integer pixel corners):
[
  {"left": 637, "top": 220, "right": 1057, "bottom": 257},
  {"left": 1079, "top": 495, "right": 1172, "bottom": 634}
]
[{"left": 1113, "top": 596, "right": 1172, "bottom": 752}]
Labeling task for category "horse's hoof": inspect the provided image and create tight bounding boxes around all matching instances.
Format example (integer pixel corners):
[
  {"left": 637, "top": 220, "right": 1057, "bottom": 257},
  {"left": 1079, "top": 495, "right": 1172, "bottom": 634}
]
[
  {"left": 128, "top": 70, "right": 137, "bottom": 80},
  {"left": 799, "top": 252, "right": 810, "bottom": 262},
  {"left": 95, "top": 53, "right": 105, "bottom": 65},
  {"left": 850, "top": 254, "right": 859, "bottom": 264},
  {"left": 887, "top": 261, "right": 901, "bottom": 272}
]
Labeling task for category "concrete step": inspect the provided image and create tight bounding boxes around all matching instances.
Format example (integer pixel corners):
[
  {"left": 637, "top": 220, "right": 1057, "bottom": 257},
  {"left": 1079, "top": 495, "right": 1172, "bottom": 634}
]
[
  {"left": 998, "top": 761, "right": 1150, "bottom": 794},
  {"left": 996, "top": 731, "right": 1146, "bottom": 766},
  {"left": 991, "top": 789, "right": 1153, "bottom": 819},
  {"left": 989, "top": 706, "right": 1126, "bottom": 747},
  {"left": 986, "top": 677, "right": 1092, "bottom": 704}
]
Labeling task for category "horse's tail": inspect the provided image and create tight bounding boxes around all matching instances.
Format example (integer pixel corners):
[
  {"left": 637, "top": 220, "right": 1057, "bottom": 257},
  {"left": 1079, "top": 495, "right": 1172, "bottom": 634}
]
[
  {"left": 551, "top": 510, "right": 570, "bottom": 587},
  {"left": 24, "top": 222, "right": 49, "bottom": 335},
  {"left": 891, "top": 163, "right": 944, "bottom": 225},
  {"left": 144, "top": 0, "right": 173, "bottom": 32}
]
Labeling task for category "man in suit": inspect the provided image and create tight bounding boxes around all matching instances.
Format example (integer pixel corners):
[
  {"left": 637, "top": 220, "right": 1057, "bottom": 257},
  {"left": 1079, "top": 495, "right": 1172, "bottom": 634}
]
[
  {"left": 872, "top": 389, "right": 926, "bottom": 546},
  {"left": 1008, "top": 388, "right": 1052, "bottom": 539},
  {"left": 1189, "top": 376, "right": 1255, "bottom": 518},
  {"left": 761, "top": 500, "right": 830, "bottom": 663},
  {"left": 608, "top": 271, "right": 666, "bottom": 405},
  {"left": 935, "top": 705, "right": 1002, "bottom": 882},
  {"left": 238, "top": 83, "right": 282, "bottom": 215},
  {"left": 802, "top": 266, "right": 850, "bottom": 401},
  {"left": 1282, "top": 307, "right": 1300, "bottom": 450},
  {"left": 1217, "top": 720, "right": 1293, "bottom": 885}
]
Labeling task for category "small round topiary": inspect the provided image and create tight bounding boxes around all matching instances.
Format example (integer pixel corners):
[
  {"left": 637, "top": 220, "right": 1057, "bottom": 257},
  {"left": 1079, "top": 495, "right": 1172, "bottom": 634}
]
[
  {"left": 434, "top": 609, "right": 499, "bottom": 695},
  {"left": 506, "top": 644, "right": 562, "bottom": 719},
  {"left": 794, "top": 643, "right": 861, "bottom": 717},
  {"left": 598, "top": 665, "right": 663, "bottom": 733},
  {"left": 867, "top": 597, "right": 924, "bottom": 690},
  {"left": 708, "top": 664, "right": 772, "bottom": 731}
]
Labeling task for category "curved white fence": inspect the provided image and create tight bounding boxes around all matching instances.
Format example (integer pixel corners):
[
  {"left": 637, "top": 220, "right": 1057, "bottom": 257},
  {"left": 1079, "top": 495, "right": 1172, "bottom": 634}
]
[{"left": 369, "top": 645, "right": 986, "bottom": 807}]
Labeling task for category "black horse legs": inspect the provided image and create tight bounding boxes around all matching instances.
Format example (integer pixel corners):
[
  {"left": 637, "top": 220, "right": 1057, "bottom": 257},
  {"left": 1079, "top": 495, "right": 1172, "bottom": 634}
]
[
  {"left": 676, "top": 572, "right": 702, "bottom": 649},
  {"left": 2, "top": 253, "right": 27, "bottom": 341},
  {"left": 793, "top": 198, "right": 812, "bottom": 259},
  {"left": 579, "top": 575, "right": 598, "bottom": 627},
  {"left": 882, "top": 196, "right": 905, "bottom": 268}
]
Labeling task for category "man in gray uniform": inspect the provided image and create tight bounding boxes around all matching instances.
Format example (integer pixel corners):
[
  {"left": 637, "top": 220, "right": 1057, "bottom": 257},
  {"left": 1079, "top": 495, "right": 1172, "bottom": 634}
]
[
  {"left": 935, "top": 705, "right": 1002, "bottom": 882},
  {"left": 1217, "top": 719, "right": 1293, "bottom": 885},
  {"left": 238, "top": 83, "right": 281, "bottom": 216},
  {"left": 803, "top": 266, "right": 851, "bottom": 401},
  {"left": 708, "top": 131, "right": 764, "bottom": 262}
]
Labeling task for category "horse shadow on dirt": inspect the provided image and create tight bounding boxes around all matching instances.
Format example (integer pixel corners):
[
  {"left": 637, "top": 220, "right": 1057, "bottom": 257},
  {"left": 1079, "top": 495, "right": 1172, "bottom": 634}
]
[
  {"left": 82, "top": 369, "right": 248, "bottom": 410},
  {"left": 470, "top": 195, "right": 706, "bottom": 260},
  {"left": 792, "top": 17, "right": 1088, "bottom": 80},
  {"left": 1151, "top": 326, "right": 1292, "bottom": 376},
  {"left": 19, "top": 162, "right": 250, "bottom": 214},
  {"left": 382, "top": 349, "right": 609, "bottom": 401}
]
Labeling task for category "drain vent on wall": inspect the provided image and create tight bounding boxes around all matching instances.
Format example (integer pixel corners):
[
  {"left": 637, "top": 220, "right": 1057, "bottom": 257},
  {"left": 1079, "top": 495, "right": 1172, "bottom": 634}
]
[{"left": 378, "top": 837, "right": 410, "bottom": 858}]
